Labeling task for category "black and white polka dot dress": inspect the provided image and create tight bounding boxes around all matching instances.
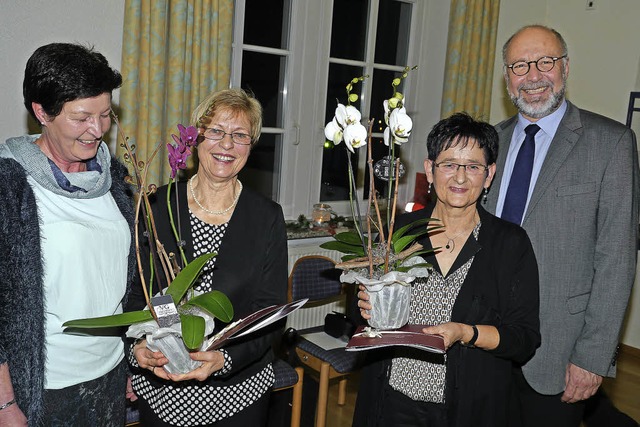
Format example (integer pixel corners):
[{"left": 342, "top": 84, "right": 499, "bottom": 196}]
[{"left": 131, "top": 211, "right": 275, "bottom": 426}]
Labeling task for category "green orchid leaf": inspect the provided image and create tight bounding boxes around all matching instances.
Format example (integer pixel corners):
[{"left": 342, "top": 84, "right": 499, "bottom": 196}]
[
  {"left": 410, "top": 249, "right": 438, "bottom": 258},
  {"left": 340, "top": 254, "right": 361, "bottom": 262},
  {"left": 333, "top": 231, "right": 367, "bottom": 246},
  {"left": 180, "top": 313, "right": 205, "bottom": 350},
  {"left": 392, "top": 218, "right": 438, "bottom": 241},
  {"left": 393, "top": 235, "right": 419, "bottom": 254},
  {"left": 182, "top": 290, "right": 234, "bottom": 323},
  {"left": 63, "top": 310, "right": 153, "bottom": 328},
  {"left": 319, "top": 240, "right": 365, "bottom": 256},
  {"left": 166, "top": 252, "right": 217, "bottom": 303},
  {"left": 395, "top": 262, "right": 433, "bottom": 273}
]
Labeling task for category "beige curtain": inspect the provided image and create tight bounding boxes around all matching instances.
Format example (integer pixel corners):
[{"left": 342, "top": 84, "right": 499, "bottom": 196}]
[
  {"left": 441, "top": 0, "right": 500, "bottom": 120},
  {"left": 117, "top": 0, "right": 234, "bottom": 186}
]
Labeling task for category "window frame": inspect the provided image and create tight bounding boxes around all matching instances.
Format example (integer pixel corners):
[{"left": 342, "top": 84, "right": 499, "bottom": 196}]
[{"left": 231, "top": 0, "right": 450, "bottom": 220}]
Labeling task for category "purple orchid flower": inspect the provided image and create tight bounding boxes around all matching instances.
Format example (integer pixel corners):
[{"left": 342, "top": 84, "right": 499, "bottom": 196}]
[
  {"left": 167, "top": 142, "right": 190, "bottom": 179},
  {"left": 168, "top": 124, "right": 198, "bottom": 179},
  {"left": 177, "top": 124, "right": 199, "bottom": 147}
]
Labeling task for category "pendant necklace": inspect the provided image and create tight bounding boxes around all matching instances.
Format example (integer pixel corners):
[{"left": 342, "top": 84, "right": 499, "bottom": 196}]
[
  {"left": 189, "top": 174, "right": 243, "bottom": 215},
  {"left": 443, "top": 218, "right": 479, "bottom": 253}
]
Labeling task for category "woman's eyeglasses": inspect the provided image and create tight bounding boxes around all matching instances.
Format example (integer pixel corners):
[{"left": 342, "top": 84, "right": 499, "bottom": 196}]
[
  {"left": 434, "top": 162, "right": 488, "bottom": 176},
  {"left": 202, "top": 128, "right": 252, "bottom": 145}
]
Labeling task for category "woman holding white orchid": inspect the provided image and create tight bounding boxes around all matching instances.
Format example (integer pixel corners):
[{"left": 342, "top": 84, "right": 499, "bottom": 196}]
[
  {"left": 126, "top": 88, "right": 287, "bottom": 426},
  {"left": 0, "top": 43, "right": 134, "bottom": 426},
  {"left": 353, "top": 113, "right": 541, "bottom": 427}
]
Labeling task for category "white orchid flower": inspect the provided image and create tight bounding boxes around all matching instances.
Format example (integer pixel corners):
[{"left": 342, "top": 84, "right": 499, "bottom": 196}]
[
  {"left": 335, "top": 103, "right": 362, "bottom": 127},
  {"left": 343, "top": 123, "right": 368, "bottom": 153},
  {"left": 383, "top": 99, "right": 391, "bottom": 125},
  {"left": 383, "top": 127, "right": 391, "bottom": 146},
  {"left": 324, "top": 118, "right": 343, "bottom": 145},
  {"left": 388, "top": 107, "right": 413, "bottom": 144}
]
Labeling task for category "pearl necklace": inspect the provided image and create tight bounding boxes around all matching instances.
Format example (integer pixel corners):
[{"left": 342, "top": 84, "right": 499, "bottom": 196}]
[{"left": 189, "top": 174, "right": 243, "bottom": 215}]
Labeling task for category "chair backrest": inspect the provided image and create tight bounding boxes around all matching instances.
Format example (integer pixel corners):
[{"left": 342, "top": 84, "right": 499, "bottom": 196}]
[{"left": 288, "top": 255, "right": 342, "bottom": 302}]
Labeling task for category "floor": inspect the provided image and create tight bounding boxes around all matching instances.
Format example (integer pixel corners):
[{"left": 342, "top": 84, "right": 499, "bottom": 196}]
[{"left": 320, "top": 345, "right": 640, "bottom": 427}]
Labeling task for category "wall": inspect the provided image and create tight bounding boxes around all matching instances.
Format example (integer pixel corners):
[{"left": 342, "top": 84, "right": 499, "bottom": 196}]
[
  {"left": 489, "top": 0, "right": 640, "bottom": 348},
  {"left": 0, "top": 1, "right": 125, "bottom": 145}
]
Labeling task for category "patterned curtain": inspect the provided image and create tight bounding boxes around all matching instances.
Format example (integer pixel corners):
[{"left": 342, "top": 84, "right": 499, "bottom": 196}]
[
  {"left": 117, "top": 0, "right": 234, "bottom": 186},
  {"left": 440, "top": 0, "right": 500, "bottom": 120}
]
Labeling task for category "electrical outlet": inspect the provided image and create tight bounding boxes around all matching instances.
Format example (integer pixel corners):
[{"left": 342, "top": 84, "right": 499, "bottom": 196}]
[{"left": 586, "top": 0, "right": 596, "bottom": 10}]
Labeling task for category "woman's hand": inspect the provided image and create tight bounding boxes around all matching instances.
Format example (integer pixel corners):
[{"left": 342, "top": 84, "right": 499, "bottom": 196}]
[
  {"left": 357, "top": 285, "right": 372, "bottom": 320},
  {"left": 132, "top": 339, "right": 171, "bottom": 381},
  {"left": 166, "top": 351, "right": 225, "bottom": 382},
  {"left": 422, "top": 322, "right": 467, "bottom": 349}
]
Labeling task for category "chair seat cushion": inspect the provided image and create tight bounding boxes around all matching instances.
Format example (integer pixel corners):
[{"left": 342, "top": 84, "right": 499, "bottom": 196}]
[
  {"left": 272, "top": 359, "right": 300, "bottom": 389},
  {"left": 297, "top": 337, "right": 360, "bottom": 373}
]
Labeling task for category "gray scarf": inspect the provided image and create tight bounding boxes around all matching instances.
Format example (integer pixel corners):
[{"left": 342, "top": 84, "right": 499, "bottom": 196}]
[{"left": 2, "top": 135, "right": 112, "bottom": 199}]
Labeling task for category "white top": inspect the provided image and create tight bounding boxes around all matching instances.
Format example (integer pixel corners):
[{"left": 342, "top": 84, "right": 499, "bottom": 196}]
[{"left": 31, "top": 176, "right": 130, "bottom": 389}]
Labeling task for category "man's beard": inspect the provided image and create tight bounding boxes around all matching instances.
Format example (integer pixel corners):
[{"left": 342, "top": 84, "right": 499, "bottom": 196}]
[{"left": 508, "top": 75, "right": 566, "bottom": 119}]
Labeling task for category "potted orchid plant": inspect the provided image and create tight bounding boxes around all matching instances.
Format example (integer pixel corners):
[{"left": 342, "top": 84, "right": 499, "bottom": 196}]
[
  {"left": 64, "top": 121, "right": 234, "bottom": 374},
  {"left": 321, "top": 67, "right": 441, "bottom": 330}
]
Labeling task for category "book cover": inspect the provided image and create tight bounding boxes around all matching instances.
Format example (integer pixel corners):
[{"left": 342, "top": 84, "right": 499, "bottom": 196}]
[
  {"left": 206, "top": 298, "right": 308, "bottom": 350},
  {"left": 346, "top": 324, "right": 446, "bottom": 354}
]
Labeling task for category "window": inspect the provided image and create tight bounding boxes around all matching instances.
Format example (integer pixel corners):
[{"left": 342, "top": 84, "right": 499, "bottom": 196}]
[{"left": 231, "top": 0, "right": 447, "bottom": 219}]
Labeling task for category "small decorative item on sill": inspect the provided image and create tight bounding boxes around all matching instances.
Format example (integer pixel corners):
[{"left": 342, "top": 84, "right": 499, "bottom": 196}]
[{"left": 311, "top": 203, "right": 332, "bottom": 228}]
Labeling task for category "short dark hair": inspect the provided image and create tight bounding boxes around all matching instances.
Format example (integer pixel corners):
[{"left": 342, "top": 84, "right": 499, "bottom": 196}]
[
  {"left": 426, "top": 112, "right": 498, "bottom": 165},
  {"left": 23, "top": 43, "right": 122, "bottom": 120}
]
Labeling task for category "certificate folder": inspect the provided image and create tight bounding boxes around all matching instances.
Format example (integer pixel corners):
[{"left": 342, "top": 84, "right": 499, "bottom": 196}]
[
  {"left": 207, "top": 298, "right": 308, "bottom": 350},
  {"left": 346, "top": 324, "right": 445, "bottom": 354}
]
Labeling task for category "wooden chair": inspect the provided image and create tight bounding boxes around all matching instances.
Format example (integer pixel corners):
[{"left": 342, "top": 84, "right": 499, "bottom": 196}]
[
  {"left": 288, "top": 255, "right": 360, "bottom": 427},
  {"left": 272, "top": 358, "right": 305, "bottom": 427}
]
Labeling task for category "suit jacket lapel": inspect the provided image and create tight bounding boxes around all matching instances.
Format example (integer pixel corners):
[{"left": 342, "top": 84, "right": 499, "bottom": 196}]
[
  {"left": 486, "top": 116, "right": 517, "bottom": 212},
  {"left": 522, "top": 102, "right": 581, "bottom": 224}
]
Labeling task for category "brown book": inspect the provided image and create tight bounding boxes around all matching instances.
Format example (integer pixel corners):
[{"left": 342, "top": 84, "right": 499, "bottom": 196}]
[
  {"left": 207, "top": 298, "right": 307, "bottom": 350},
  {"left": 346, "top": 324, "right": 445, "bottom": 354}
]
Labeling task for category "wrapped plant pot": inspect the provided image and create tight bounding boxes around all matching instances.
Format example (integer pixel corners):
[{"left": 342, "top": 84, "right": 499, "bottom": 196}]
[{"left": 362, "top": 279, "right": 411, "bottom": 330}]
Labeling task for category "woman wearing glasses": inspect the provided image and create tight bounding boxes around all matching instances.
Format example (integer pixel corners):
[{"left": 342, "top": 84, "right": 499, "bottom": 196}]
[
  {"left": 127, "top": 88, "right": 287, "bottom": 426},
  {"left": 353, "top": 113, "right": 541, "bottom": 427}
]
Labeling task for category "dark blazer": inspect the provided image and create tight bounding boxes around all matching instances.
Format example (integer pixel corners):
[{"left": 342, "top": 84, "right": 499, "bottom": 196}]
[
  {"left": 486, "top": 101, "right": 640, "bottom": 394},
  {"left": 353, "top": 203, "right": 540, "bottom": 427},
  {"left": 126, "top": 181, "right": 288, "bottom": 385}
]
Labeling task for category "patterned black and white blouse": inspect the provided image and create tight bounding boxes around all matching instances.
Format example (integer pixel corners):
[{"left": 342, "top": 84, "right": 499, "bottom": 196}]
[
  {"left": 388, "top": 222, "right": 481, "bottom": 403},
  {"left": 131, "top": 211, "right": 274, "bottom": 426}
]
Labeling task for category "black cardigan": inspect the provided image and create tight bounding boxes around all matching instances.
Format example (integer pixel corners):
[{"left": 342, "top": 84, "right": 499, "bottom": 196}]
[
  {"left": 353, "top": 203, "right": 540, "bottom": 427},
  {"left": 126, "top": 181, "right": 288, "bottom": 386}
]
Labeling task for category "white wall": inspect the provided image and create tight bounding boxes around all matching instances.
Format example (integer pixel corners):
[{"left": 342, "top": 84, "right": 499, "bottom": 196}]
[
  {"left": 489, "top": 0, "right": 640, "bottom": 348},
  {"left": 0, "top": 1, "right": 125, "bottom": 144}
]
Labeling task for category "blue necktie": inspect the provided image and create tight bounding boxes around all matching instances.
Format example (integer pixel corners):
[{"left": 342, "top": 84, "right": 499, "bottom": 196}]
[{"left": 501, "top": 124, "right": 540, "bottom": 225}]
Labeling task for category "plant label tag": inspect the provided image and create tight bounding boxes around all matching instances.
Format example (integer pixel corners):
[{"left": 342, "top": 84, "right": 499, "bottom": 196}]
[{"left": 151, "top": 295, "right": 180, "bottom": 328}]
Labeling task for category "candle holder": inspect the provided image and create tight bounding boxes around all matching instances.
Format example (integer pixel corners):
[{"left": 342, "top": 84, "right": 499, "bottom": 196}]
[{"left": 311, "top": 203, "right": 332, "bottom": 228}]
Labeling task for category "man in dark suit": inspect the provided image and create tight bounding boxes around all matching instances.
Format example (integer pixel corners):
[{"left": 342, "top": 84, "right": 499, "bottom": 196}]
[{"left": 485, "top": 25, "right": 639, "bottom": 427}]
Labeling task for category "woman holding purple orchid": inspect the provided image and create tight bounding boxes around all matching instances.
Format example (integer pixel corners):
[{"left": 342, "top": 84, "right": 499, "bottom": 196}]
[
  {"left": 353, "top": 113, "right": 540, "bottom": 427},
  {"left": 126, "top": 88, "right": 288, "bottom": 426},
  {"left": 0, "top": 43, "right": 135, "bottom": 426}
]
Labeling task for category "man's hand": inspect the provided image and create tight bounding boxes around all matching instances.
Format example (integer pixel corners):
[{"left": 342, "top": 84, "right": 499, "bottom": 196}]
[{"left": 561, "top": 363, "right": 602, "bottom": 403}]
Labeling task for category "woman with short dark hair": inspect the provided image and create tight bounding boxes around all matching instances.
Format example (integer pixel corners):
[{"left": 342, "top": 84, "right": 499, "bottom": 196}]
[
  {"left": 0, "top": 42, "right": 135, "bottom": 426},
  {"left": 353, "top": 113, "right": 541, "bottom": 427}
]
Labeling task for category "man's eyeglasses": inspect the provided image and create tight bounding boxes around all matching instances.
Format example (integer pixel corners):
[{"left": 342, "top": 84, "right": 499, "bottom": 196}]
[
  {"left": 434, "top": 162, "right": 488, "bottom": 176},
  {"left": 506, "top": 55, "right": 567, "bottom": 76},
  {"left": 202, "top": 128, "right": 252, "bottom": 145}
]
